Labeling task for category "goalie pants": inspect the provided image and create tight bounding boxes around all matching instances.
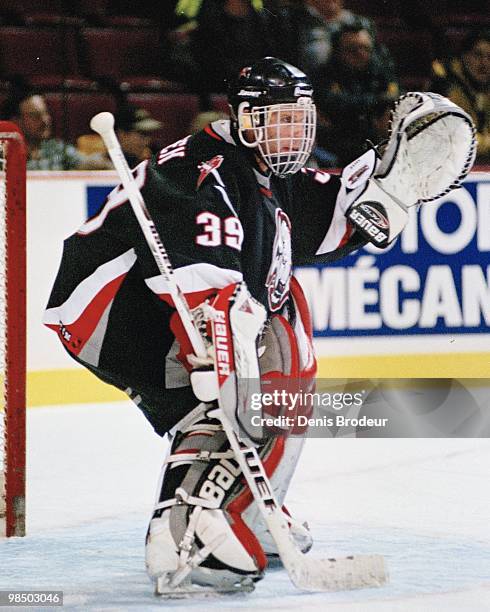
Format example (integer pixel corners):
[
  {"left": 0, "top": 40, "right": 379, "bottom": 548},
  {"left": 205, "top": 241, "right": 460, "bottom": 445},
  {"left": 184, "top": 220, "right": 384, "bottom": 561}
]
[{"left": 132, "top": 277, "right": 316, "bottom": 437}]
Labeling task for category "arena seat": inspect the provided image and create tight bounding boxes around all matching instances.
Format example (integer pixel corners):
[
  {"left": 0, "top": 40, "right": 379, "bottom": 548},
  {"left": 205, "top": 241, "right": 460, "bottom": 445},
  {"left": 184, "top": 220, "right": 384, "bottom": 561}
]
[
  {"left": 119, "top": 77, "right": 186, "bottom": 93},
  {"left": 100, "top": 16, "right": 153, "bottom": 28},
  {"left": 342, "top": 0, "right": 399, "bottom": 17},
  {"left": 126, "top": 93, "right": 200, "bottom": 148},
  {"left": 0, "top": 26, "right": 79, "bottom": 80},
  {"left": 81, "top": 27, "right": 162, "bottom": 81},
  {"left": 433, "top": 14, "right": 490, "bottom": 28},
  {"left": 0, "top": 0, "right": 64, "bottom": 21},
  {"left": 29, "top": 75, "right": 99, "bottom": 92},
  {"left": 24, "top": 14, "right": 85, "bottom": 27},
  {"left": 26, "top": 76, "right": 88, "bottom": 91},
  {"left": 75, "top": 0, "right": 108, "bottom": 22},
  {"left": 44, "top": 91, "right": 117, "bottom": 142}
]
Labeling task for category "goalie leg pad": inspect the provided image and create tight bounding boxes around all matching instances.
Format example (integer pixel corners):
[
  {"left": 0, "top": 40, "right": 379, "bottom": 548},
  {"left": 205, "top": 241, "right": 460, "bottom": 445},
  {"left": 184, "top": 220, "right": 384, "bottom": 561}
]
[
  {"left": 244, "top": 276, "right": 314, "bottom": 554},
  {"left": 242, "top": 434, "right": 312, "bottom": 557},
  {"left": 209, "top": 282, "right": 267, "bottom": 444},
  {"left": 258, "top": 276, "right": 316, "bottom": 435},
  {"left": 146, "top": 404, "right": 268, "bottom": 589},
  {"left": 146, "top": 401, "right": 313, "bottom": 587}
]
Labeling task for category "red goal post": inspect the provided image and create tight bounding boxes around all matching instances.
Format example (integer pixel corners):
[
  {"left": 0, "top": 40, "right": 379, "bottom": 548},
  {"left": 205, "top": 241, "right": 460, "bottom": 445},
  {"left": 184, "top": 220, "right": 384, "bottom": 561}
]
[{"left": 0, "top": 122, "right": 26, "bottom": 537}]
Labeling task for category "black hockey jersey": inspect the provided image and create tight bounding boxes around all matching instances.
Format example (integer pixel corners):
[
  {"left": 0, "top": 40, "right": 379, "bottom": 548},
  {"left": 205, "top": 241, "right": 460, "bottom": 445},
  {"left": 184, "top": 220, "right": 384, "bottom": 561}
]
[{"left": 44, "top": 121, "right": 363, "bottom": 434}]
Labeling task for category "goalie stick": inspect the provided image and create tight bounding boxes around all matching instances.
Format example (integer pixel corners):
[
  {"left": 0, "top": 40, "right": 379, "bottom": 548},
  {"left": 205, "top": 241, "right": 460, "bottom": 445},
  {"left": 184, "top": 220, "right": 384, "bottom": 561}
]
[{"left": 90, "top": 112, "right": 387, "bottom": 593}]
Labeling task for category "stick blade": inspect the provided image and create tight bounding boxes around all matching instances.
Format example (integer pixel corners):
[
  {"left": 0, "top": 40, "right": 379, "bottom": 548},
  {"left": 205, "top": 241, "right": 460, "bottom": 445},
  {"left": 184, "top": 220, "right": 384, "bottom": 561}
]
[{"left": 290, "top": 553, "right": 388, "bottom": 591}]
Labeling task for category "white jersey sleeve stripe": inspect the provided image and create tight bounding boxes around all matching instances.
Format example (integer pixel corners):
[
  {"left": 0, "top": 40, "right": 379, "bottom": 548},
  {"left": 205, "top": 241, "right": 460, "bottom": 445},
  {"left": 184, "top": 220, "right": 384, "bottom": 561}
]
[
  {"left": 315, "top": 181, "right": 366, "bottom": 254},
  {"left": 315, "top": 200, "right": 350, "bottom": 254},
  {"left": 145, "top": 263, "right": 243, "bottom": 295},
  {"left": 316, "top": 150, "right": 377, "bottom": 254},
  {"left": 43, "top": 248, "right": 137, "bottom": 325}
]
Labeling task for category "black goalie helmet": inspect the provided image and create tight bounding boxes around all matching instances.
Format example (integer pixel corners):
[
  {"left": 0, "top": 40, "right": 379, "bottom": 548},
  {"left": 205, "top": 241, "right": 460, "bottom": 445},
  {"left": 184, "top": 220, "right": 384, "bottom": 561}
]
[{"left": 227, "top": 57, "right": 316, "bottom": 177}]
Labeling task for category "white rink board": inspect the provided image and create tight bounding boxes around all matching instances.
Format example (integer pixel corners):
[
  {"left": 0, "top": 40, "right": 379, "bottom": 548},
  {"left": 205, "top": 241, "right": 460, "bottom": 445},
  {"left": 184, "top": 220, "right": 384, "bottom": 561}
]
[
  {"left": 28, "top": 171, "right": 118, "bottom": 370},
  {"left": 28, "top": 171, "right": 490, "bottom": 376}
]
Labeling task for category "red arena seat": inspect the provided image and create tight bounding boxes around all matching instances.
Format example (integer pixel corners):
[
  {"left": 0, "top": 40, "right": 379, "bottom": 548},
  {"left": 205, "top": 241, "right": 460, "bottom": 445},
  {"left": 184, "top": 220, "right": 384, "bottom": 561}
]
[
  {"left": 0, "top": 26, "right": 79, "bottom": 79},
  {"left": 0, "top": 0, "right": 64, "bottom": 21},
  {"left": 44, "top": 91, "right": 117, "bottom": 142},
  {"left": 100, "top": 16, "right": 153, "bottom": 28},
  {"left": 24, "top": 14, "right": 85, "bottom": 27},
  {"left": 81, "top": 27, "right": 162, "bottom": 81}
]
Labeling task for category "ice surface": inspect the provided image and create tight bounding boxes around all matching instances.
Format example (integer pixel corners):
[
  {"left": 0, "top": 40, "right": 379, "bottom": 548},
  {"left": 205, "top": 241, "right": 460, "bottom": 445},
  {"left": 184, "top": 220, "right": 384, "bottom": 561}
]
[{"left": 1, "top": 402, "right": 489, "bottom": 611}]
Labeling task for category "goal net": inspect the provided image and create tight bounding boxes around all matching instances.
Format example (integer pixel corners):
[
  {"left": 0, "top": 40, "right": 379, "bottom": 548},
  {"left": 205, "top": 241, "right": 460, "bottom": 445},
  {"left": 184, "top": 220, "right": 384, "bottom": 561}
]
[{"left": 0, "top": 122, "right": 26, "bottom": 537}]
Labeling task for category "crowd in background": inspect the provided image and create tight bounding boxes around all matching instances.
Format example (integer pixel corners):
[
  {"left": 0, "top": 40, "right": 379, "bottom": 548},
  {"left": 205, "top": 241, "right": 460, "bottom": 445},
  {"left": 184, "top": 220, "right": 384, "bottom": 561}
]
[{"left": 0, "top": 0, "right": 488, "bottom": 169}]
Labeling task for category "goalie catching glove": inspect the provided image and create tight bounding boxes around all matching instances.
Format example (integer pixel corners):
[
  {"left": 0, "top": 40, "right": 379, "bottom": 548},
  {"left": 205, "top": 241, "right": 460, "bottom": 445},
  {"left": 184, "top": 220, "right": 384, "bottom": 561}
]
[{"left": 345, "top": 92, "right": 477, "bottom": 248}]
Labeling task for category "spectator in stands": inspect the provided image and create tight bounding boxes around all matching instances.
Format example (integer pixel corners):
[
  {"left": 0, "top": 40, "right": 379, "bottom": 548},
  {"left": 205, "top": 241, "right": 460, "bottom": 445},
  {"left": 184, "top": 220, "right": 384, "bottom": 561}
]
[
  {"left": 2, "top": 91, "right": 106, "bottom": 170},
  {"left": 306, "top": 0, "right": 376, "bottom": 64},
  {"left": 265, "top": 0, "right": 378, "bottom": 78},
  {"left": 431, "top": 29, "right": 489, "bottom": 164},
  {"left": 77, "top": 106, "right": 163, "bottom": 169},
  {"left": 166, "top": 0, "right": 284, "bottom": 93},
  {"left": 114, "top": 106, "right": 163, "bottom": 167},
  {"left": 4, "top": 93, "right": 79, "bottom": 170},
  {"left": 313, "top": 23, "right": 399, "bottom": 166}
]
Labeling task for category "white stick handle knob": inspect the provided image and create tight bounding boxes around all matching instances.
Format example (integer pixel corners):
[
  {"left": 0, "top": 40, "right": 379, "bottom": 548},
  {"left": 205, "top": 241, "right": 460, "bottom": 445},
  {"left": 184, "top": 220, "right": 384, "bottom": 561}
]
[{"left": 90, "top": 112, "right": 119, "bottom": 150}]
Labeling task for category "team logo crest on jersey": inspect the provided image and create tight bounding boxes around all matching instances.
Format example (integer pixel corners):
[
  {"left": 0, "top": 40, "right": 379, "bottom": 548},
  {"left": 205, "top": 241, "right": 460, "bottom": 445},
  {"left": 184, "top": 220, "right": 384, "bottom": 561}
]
[
  {"left": 266, "top": 209, "right": 292, "bottom": 312},
  {"left": 197, "top": 155, "right": 224, "bottom": 189}
]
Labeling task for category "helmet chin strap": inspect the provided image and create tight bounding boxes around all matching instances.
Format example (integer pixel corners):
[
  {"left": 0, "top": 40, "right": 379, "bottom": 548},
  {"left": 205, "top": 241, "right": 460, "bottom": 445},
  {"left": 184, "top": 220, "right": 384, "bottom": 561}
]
[
  {"left": 237, "top": 102, "right": 273, "bottom": 174},
  {"left": 237, "top": 102, "right": 263, "bottom": 148},
  {"left": 253, "top": 152, "right": 270, "bottom": 175}
]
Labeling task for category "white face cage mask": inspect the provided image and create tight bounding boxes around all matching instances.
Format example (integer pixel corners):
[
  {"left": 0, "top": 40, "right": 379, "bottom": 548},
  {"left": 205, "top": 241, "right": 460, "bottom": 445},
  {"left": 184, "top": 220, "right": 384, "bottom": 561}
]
[{"left": 237, "top": 98, "right": 316, "bottom": 177}]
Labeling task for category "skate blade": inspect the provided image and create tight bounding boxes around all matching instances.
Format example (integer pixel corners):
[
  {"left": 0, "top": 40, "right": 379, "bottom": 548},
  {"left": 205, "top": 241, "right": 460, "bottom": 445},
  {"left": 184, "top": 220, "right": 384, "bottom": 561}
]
[{"left": 155, "top": 575, "right": 255, "bottom": 598}]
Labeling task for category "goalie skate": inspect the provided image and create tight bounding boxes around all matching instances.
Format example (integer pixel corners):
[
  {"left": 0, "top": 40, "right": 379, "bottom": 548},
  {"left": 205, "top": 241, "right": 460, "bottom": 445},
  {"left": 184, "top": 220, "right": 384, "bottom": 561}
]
[{"left": 155, "top": 574, "right": 255, "bottom": 598}]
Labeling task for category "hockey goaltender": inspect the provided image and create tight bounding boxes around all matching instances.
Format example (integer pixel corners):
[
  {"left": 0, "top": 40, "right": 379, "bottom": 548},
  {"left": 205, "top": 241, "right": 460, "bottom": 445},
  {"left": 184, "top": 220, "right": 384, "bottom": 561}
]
[{"left": 44, "top": 57, "right": 476, "bottom": 595}]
